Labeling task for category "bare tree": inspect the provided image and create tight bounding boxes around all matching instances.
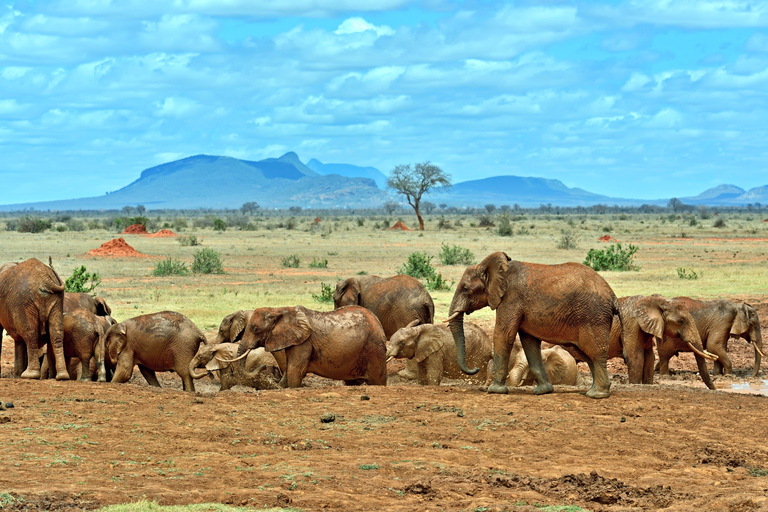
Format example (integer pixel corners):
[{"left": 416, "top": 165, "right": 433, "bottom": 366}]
[
  {"left": 485, "top": 204, "right": 496, "bottom": 214},
  {"left": 383, "top": 201, "right": 399, "bottom": 215},
  {"left": 668, "top": 198, "right": 683, "bottom": 213},
  {"left": 136, "top": 205, "right": 146, "bottom": 215},
  {"left": 422, "top": 201, "right": 436, "bottom": 215},
  {"left": 387, "top": 162, "right": 451, "bottom": 230},
  {"left": 241, "top": 202, "right": 260, "bottom": 215}
]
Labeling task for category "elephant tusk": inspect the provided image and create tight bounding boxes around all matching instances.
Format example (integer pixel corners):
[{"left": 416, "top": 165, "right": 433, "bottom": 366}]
[
  {"left": 216, "top": 349, "right": 251, "bottom": 364},
  {"left": 686, "top": 341, "right": 718, "bottom": 361},
  {"left": 754, "top": 345, "right": 764, "bottom": 358},
  {"left": 386, "top": 356, "right": 394, "bottom": 364},
  {"left": 443, "top": 311, "right": 461, "bottom": 323}
]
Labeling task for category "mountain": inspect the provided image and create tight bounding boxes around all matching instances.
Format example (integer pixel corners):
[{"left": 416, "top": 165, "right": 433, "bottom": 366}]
[
  {"left": 427, "top": 175, "right": 619, "bottom": 207},
  {"left": 0, "top": 153, "right": 388, "bottom": 211},
  {"left": 306, "top": 159, "right": 388, "bottom": 189},
  {"left": 682, "top": 184, "right": 746, "bottom": 204}
]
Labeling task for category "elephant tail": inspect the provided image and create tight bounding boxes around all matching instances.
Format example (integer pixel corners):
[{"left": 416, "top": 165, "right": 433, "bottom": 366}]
[{"left": 46, "top": 256, "right": 65, "bottom": 293}]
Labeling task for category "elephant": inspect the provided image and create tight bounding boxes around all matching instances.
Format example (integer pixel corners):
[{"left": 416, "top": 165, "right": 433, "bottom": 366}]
[
  {"left": 211, "top": 310, "right": 253, "bottom": 345},
  {"left": 64, "top": 292, "right": 112, "bottom": 317},
  {"left": 385, "top": 320, "right": 492, "bottom": 385},
  {"left": 658, "top": 298, "right": 763, "bottom": 377},
  {"left": 189, "top": 343, "right": 282, "bottom": 390},
  {"left": 0, "top": 258, "right": 69, "bottom": 380},
  {"left": 231, "top": 305, "right": 387, "bottom": 388},
  {"left": 104, "top": 311, "right": 206, "bottom": 392},
  {"left": 61, "top": 309, "right": 116, "bottom": 382},
  {"left": 508, "top": 342, "right": 587, "bottom": 387},
  {"left": 448, "top": 252, "right": 619, "bottom": 399},
  {"left": 609, "top": 295, "right": 718, "bottom": 389}
]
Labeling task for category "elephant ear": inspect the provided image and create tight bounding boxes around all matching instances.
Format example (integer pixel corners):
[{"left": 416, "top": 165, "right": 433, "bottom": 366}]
[
  {"left": 730, "top": 303, "right": 750, "bottom": 336},
  {"left": 265, "top": 308, "right": 311, "bottom": 352},
  {"left": 414, "top": 325, "right": 443, "bottom": 362},
  {"left": 334, "top": 278, "right": 360, "bottom": 306},
  {"left": 230, "top": 311, "right": 248, "bottom": 342},
  {"left": 94, "top": 297, "right": 112, "bottom": 316},
  {"left": 485, "top": 252, "right": 510, "bottom": 310},
  {"left": 636, "top": 298, "right": 665, "bottom": 338},
  {"left": 107, "top": 324, "right": 127, "bottom": 363},
  {"left": 207, "top": 344, "right": 238, "bottom": 372}
]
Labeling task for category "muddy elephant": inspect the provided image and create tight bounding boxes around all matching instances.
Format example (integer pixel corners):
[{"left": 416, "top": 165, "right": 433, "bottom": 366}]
[
  {"left": 61, "top": 309, "right": 116, "bottom": 382},
  {"left": 386, "top": 320, "right": 492, "bottom": 385},
  {"left": 64, "top": 293, "right": 112, "bottom": 317},
  {"left": 104, "top": 311, "right": 206, "bottom": 391},
  {"left": 610, "top": 295, "right": 717, "bottom": 389},
  {"left": 232, "top": 305, "right": 387, "bottom": 388},
  {"left": 211, "top": 310, "right": 253, "bottom": 345},
  {"left": 508, "top": 342, "right": 587, "bottom": 387},
  {"left": 448, "top": 252, "right": 619, "bottom": 399},
  {"left": 658, "top": 298, "right": 763, "bottom": 377},
  {"left": 189, "top": 343, "right": 282, "bottom": 390},
  {"left": 0, "top": 258, "right": 69, "bottom": 380}
]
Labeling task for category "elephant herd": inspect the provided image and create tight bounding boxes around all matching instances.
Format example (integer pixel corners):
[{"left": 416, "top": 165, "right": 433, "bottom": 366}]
[{"left": 0, "top": 255, "right": 763, "bottom": 399}]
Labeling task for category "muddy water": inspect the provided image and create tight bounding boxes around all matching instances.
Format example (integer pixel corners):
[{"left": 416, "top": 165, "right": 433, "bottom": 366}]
[{"left": 659, "top": 378, "right": 768, "bottom": 396}]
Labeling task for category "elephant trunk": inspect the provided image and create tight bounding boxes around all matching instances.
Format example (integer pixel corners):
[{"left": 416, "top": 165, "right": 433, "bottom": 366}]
[
  {"left": 694, "top": 353, "right": 716, "bottom": 390},
  {"left": 448, "top": 312, "right": 479, "bottom": 375},
  {"left": 188, "top": 359, "right": 209, "bottom": 380},
  {"left": 243, "top": 364, "right": 280, "bottom": 390}
]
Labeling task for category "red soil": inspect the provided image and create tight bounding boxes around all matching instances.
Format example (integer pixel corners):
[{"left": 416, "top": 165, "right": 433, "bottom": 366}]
[
  {"left": 87, "top": 237, "right": 148, "bottom": 257},
  {"left": 389, "top": 221, "right": 411, "bottom": 231},
  {"left": 146, "top": 229, "right": 178, "bottom": 237},
  {"left": 598, "top": 235, "right": 618, "bottom": 242},
  {"left": 122, "top": 223, "right": 148, "bottom": 234}
]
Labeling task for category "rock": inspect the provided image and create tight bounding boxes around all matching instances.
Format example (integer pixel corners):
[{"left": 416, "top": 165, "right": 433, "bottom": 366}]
[
  {"left": 0, "top": 403, "right": 5, "bottom": 411},
  {"left": 620, "top": 416, "right": 626, "bottom": 423},
  {"left": 5, "top": 402, "right": 13, "bottom": 408},
  {"left": 0, "top": 415, "right": 10, "bottom": 424},
  {"left": 320, "top": 413, "right": 336, "bottom": 423},
  {"left": 361, "top": 395, "right": 370, "bottom": 401}
]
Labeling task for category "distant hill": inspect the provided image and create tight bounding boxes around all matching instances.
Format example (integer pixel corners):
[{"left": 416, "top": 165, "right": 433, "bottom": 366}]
[
  {"left": 307, "top": 159, "right": 388, "bottom": 189},
  {"left": 682, "top": 184, "right": 768, "bottom": 205}
]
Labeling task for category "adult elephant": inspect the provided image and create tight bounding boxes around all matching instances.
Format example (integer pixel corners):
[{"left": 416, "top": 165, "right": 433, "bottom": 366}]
[
  {"left": 0, "top": 258, "right": 69, "bottom": 380},
  {"left": 64, "top": 292, "right": 112, "bottom": 317},
  {"left": 508, "top": 343, "right": 586, "bottom": 388},
  {"left": 231, "top": 305, "right": 387, "bottom": 388},
  {"left": 385, "top": 320, "right": 492, "bottom": 385},
  {"left": 104, "top": 311, "right": 206, "bottom": 391},
  {"left": 189, "top": 343, "right": 282, "bottom": 390},
  {"left": 211, "top": 310, "right": 252, "bottom": 345},
  {"left": 447, "top": 252, "right": 618, "bottom": 399},
  {"left": 334, "top": 275, "right": 434, "bottom": 339},
  {"left": 658, "top": 298, "right": 763, "bottom": 377}
]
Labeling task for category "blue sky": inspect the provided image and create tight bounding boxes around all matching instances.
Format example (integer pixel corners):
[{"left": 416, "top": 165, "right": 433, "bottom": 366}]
[{"left": 2, "top": 0, "right": 767, "bottom": 203}]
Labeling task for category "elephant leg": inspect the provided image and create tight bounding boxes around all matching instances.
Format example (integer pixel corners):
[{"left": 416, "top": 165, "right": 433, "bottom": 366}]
[
  {"left": 710, "top": 338, "right": 731, "bottom": 376},
  {"left": 13, "top": 339, "right": 26, "bottom": 377},
  {"left": 488, "top": 324, "right": 515, "bottom": 394},
  {"left": 519, "top": 332, "right": 553, "bottom": 395},
  {"left": 694, "top": 354, "right": 716, "bottom": 390},
  {"left": 21, "top": 335, "right": 42, "bottom": 380},
  {"left": 397, "top": 360, "right": 419, "bottom": 380},
  {"left": 642, "top": 347, "right": 655, "bottom": 384},
  {"left": 656, "top": 342, "right": 673, "bottom": 375},
  {"left": 284, "top": 343, "right": 311, "bottom": 388},
  {"left": 138, "top": 365, "right": 162, "bottom": 388}
]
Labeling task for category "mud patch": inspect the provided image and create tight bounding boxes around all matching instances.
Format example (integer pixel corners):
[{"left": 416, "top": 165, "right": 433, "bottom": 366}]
[{"left": 0, "top": 492, "right": 103, "bottom": 511}]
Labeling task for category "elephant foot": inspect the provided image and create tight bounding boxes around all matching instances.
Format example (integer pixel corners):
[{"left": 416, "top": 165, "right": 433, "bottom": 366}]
[
  {"left": 533, "top": 382, "right": 554, "bottom": 395},
  {"left": 55, "top": 371, "right": 71, "bottom": 381},
  {"left": 397, "top": 368, "right": 418, "bottom": 380},
  {"left": 21, "top": 369, "right": 41, "bottom": 379},
  {"left": 487, "top": 382, "right": 509, "bottom": 394},
  {"left": 585, "top": 387, "right": 611, "bottom": 399}
]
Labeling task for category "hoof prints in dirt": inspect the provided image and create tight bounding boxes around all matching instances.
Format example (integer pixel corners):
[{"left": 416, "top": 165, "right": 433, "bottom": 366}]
[
  {"left": 489, "top": 470, "right": 686, "bottom": 509},
  {"left": 0, "top": 492, "right": 102, "bottom": 511}
]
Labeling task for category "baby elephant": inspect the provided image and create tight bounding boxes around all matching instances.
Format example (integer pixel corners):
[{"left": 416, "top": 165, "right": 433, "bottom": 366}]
[
  {"left": 508, "top": 342, "right": 587, "bottom": 388},
  {"left": 62, "top": 308, "right": 116, "bottom": 382},
  {"left": 189, "top": 343, "right": 283, "bottom": 390},
  {"left": 386, "top": 321, "right": 492, "bottom": 385},
  {"left": 104, "top": 311, "right": 206, "bottom": 392}
]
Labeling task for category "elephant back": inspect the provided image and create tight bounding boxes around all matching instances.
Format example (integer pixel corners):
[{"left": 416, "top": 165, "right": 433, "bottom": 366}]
[{"left": 361, "top": 275, "right": 435, "bottom": 339}]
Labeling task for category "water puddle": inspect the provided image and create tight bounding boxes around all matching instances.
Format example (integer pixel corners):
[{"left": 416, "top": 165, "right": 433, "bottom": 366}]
[{"left": 658, "top": 379, "right": 768, "bottom": 396}]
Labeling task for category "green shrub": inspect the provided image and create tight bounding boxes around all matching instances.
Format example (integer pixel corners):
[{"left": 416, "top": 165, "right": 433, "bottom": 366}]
[
  {"left": 584, "top": 243, "right": 639, "bottom": 271},
  {"left": 556, "top": 229, "right": 579, "bottom": 249},
  {"left": 425, "top": 272, "right": 452, "bottom": 291},
  {"left": 311, "top": 282, "right": 334, "bottom": 303},
  {"left": 439, "top": 242, "right": 475, "bottom": 265},
  {"left": 178, "top": 234, "right": 203, "bottom": 246},
  {"left": 496, "top": 214, "right": 513, "bottom": 236},
  {"left": 213, "top": 218, "right": 227, "bottom": 231},
  {"left": 437, "top": 217, "right": 452, "bottom": 230},
  {"left": 16, "top": 216, "right": 52, "bottom": 233},
  {"left": 192, "top": 248, "right": 224, "bottom": 274},
  {"left": 284, "top": 217, "right": 297, "bottom": 230},
  {"left": 153, "top": 258, "right": 190, "bottom": 277},
  {"left": 478, "top": 215, "right": 495, "bottom": 227},
  {"left": 357, "top": 218, "right": 365, "bottom": 227},
  {"left": 66, "top": 219, "right": 87, "bottom": 231},
  {"left": 65, "top": 266, "right": 101, "bottom": 294},
  {"left": 308, "top": 257, "right": 329, "bottom": 269},
  {"left": 398, "top": 252, "right": 435, "bottom": 278},
  {"left": 281, "top": 254, "right": 300, "bottom": 268},
  {"left": 714, "top": 217, "right": 726, "bottom": 228},
  {"left": 676, "top": 267, "right": 701, "bottom": 280}
]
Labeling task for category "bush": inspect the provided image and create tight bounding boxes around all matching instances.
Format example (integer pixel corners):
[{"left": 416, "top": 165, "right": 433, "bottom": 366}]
[
  {"left": 439, "top": 243, "right": 475, "bottom": 265},
  {"left": 65, "top": 266, "right": 101, "bottom": 294},
  {"left": 213, "top": 218, "right": 227, "bottom": 231},
  {"left": 437, "top": 217, "right": 452, "bottom": 230},
  {"left": 478, "top": 215, "right": 495, "bottom": 227},
  {"left": 583, "top": 243, "right": 639, "bottom": 271},
  {"left": 398, "top": 252, "right": 436, "bottom": 278},
  {"left": 192, "top": 248, "right": 224, "bottom": 274},
  {"left": 284, "top": 217, "right": 297, "bottom": 230},
  {"left": 66, "top": 219, "right": 87, "bottom": 232},
  {"left": 308, "top": 257, "right": 329, "bottom": 269},
  {"left": 357, "top": 218, "right": 365, "bottom": 227},
  {"left": 311, "top": 282, "right": 334, "bottom": 303},
  {"left": 16, "top": 216, "right": 52, "bottom": 233},
  {"left": 281, "top": 254, "right": 300, "bottom": 268},
  {"left": 153, "top": 258, "right": 190, "bottom": 277},
  {"left": 677, "top": 267, "right": 701, "bottom": 280},
  {"left": 556, "top": 229, "right": 579, "bottom": 250},
  {"left": 425, "top": 272, "right": 452, "bottom": 291},
  {"left": 497, "top": 215, "right": 513, "bottom": 237},
  {"left": 714, "top": 217, "right": 726, "bottom": 228},
  {"left": 178, "top": 234, "right": 203, "bottom": 246}
]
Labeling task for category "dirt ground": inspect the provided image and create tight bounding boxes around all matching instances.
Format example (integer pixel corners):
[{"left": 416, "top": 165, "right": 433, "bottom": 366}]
[{"left": 1, "top": 298, "right": 767, "bottom": 512}]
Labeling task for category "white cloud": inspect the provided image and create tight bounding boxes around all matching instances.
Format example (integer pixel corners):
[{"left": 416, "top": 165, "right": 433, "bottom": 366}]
[
  {"left": 614, "top": 0, "right": 768, "bottom": 28},
  {"left": 155, "top": 97, "right": 200, "bottom": 117},
  {"left": 335, "top": 17, "right": 394, "bottom": 36}
]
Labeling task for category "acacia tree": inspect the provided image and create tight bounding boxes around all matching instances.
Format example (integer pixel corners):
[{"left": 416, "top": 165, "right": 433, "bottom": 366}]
[{"left": 387, "top": 162, "right": 451, "bottom": 230}]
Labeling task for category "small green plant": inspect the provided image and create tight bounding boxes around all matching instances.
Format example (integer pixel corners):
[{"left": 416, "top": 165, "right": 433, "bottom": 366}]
[
  {"left": 359, "top": 464, "right": 380, "bottom": 470},
  {"left": 749, "top": 467, "right": 768, "bottom": 477},
  {"left": 178, "top": 234, "right": 202, "bottom": 246},
  {"left": 425, "top": 272, "right": 452, "bottom": 291},
  {"left": 677, "top": 267, "right": 701, "bottom": 280},
  {"left": 497, "top": 214, "right": 513, "bottom": 236},
  {"left": 398, "top": 252, "right": 435, "bottom": 278},
  {"left": 583, "top": 243, "right": 639, "bottom": 271},
  {"left": 281, "top": 254, "right": 300, "bottom": 268},
  {"left": 192, "top": 248, "right": 224, "bottom": 274},
  {"left": 688, "top": 217, "right": 698, "bottom": 227},
  {"left": 213, "top": 218, "right": 227, "bottom": 231},
  {"left": 308, "top": 257, "right": 329, "bottom": 269},
  {"left": 311, "top": 282, "right": 334, "bottom": 303},
  {"left": 65, "top": 266, "right": 101, "bottom": 294},
  {"left": 439, "top": 242, "right": 475, "bottom": 265},
  {"left": 556, "top": 229, "right": 579, "bottom": 249},
  {"left": 153, "top": 258, "right": 190, "bottom": 277}
]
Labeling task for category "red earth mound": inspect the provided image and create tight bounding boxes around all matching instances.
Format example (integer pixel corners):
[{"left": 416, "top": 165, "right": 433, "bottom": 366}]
[
  {"left": 598, "top": 235, "right": 618, "bottom": 242},
  {"left": 147, "top": 229, "right": 178, "bottom": 237},
  {"left": 122, "top": 223, "right": 148, "bottom": 234},
  {"left": 389, "top": 221, "right": 411, "bottom": 231},
  {"left": 87, "top": 237, "right": 148, "bottom": 257}
]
